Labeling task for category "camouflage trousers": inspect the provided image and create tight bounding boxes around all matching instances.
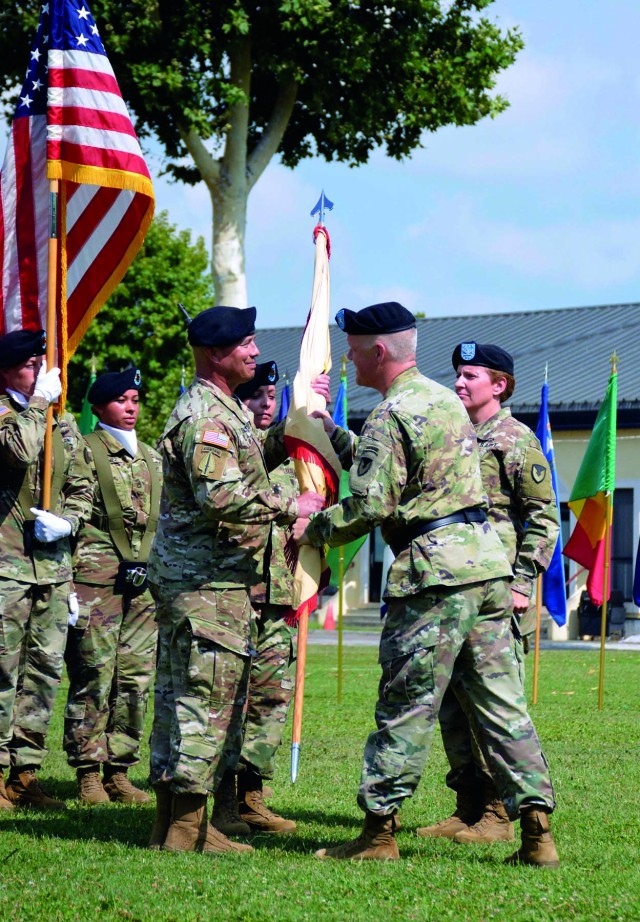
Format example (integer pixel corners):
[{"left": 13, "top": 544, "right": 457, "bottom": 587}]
[
  {"left": 0, "top": 577, "right": 69, "bottom": 770},
  {"left": 358, "top": 579, "right": 555, "bottom": 819},
  {"left": 236, "top": 604, "right": 296, "bottom": 780},
  {"left": 438, "top": 623, "right": 527, "bottom": 802},
  {"left": 149, "top": 587, "right": 251, "bottom": 795},
  {"left": 63, "top": 583, "right": 157, "bottom": 770}
]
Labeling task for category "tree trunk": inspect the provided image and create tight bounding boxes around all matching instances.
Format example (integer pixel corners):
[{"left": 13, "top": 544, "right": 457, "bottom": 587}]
[
  {"left": 180, "top": 36, "right": 297, "bottom": 310},
  {"left": 210, "top": 176, "right": 249, "bottom": 308}
]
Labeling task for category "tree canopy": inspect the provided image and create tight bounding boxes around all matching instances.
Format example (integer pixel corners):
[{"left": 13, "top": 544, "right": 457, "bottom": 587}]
[
  {"left": 0, "top": 1, "right": 523, "bottom": 304},
  {"left": 67, "top": 211, "right": 213, "bottom": 443}
]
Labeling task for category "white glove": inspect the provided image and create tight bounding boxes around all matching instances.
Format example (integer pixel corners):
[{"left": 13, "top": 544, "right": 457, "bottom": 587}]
[
  {"left": 68, "top": 592, "right": 80, "bottom": 627},
  {"left": 33, "top": 363, "right": 62, "bottom": 402},
  {"left": 30, "top": 507, "right": 72, "bottom": 542}
]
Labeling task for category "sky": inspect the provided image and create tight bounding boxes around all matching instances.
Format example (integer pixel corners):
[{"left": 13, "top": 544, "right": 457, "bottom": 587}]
[
  {"left": 146, "top": 0, "right": 640, "bottom": 329},
  {"left": 3, "top": 1, "right": 639, "bottom": 330}
]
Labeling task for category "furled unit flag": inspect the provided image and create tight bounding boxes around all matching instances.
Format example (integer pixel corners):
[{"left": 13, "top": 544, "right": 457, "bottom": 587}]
[
  {"left": 563, "top": 367, "right": 617, "bottom": 606},
  {"left": 535, "top": 380, "right": 567, "bottom": 626},
  {"left": 0, "top": 0, "right": 154, "bottom": 356}
]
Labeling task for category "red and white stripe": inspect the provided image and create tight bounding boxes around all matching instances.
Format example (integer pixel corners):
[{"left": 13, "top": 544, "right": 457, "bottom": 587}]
[{"left": 0, "top": 10, "right": 154, "bottom": 355}]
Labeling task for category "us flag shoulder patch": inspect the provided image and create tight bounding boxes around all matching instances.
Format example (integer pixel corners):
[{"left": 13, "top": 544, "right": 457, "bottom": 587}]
[
  {"left": 203, "top": 430, "right": 230, "bottom": 449},
  {"left": 0, "top": 406, "right": 10, "bottom": 417}
]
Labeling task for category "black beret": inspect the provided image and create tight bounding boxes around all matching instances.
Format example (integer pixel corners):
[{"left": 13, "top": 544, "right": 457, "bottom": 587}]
[
  {"left": 0, "top": 328, "right": 46, "bottom": 369},
  {"left": 336, "top": 302, "right": 416, "bottom": 335},
  {"left": 235, "top": 361, "right": 279, "bottom": 400},
  {"left": 188, "top": 306, "right": 257, "bottom": 348},
  {"left": 88, "top": 367, "right": 142, "bottom": 404},
  {"left": 451, "top": 342, "right": 514, "bottom": 376}
]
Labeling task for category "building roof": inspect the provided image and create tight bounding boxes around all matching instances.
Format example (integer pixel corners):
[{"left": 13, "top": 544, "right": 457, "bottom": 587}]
[{"left": 256, "top": 302, "right": 640, "bottom": 428}]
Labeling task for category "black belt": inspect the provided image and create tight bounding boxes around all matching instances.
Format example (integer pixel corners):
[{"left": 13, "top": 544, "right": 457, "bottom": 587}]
[{"left": 389, "top": 508, "right": 487, "bottom": 556}]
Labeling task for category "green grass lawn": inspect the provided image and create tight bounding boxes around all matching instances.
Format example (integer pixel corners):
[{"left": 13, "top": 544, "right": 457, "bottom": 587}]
[{"left": 1, "top": 647, "right": 639, "bottom": 922}]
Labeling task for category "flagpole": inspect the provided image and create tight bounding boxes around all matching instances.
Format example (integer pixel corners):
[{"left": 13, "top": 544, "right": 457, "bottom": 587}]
[
  {"left": 42, "top": 179, "right": 59, "bottom": 511},
  {"left": 597, "top": 492, "right": 613, "bottom": 710},
  {"left": 532, "top": 575, "right": 542, "bottom": 705},
  {"left": 290, "top": 191, "right": 336, "bottom": 782},
  {"left": 337, "top": 547, "right": 344, "bottom": 704},
  {"left": 598, "top": 352, "right": 617, "bottom": 711}
]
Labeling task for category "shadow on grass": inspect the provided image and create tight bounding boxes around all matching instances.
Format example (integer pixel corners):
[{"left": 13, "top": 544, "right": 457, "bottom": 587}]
[{"left": 0, "top": 799, "right": 155, "bottom": 851}]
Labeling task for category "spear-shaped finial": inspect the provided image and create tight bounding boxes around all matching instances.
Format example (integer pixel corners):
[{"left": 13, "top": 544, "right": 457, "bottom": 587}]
[
  {"left": 178, "top": 302, "right": 192, "bottom": 327},
  {"left": 341, "top": 354, "right": 348, "bottom": 376},
  {"left": 310, "top": 189, "right": 334, "bottom": 226},
  {"left": 610, "top": 351, "right": 618, "bottom": 375}
]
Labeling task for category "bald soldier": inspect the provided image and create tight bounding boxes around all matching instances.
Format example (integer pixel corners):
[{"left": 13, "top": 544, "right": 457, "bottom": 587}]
[
  {"left": 147, "top": 306, "right": 324, "bottom": 856},
  {"left": 295, "top": 302, "right": 558, "bottom": 867},
  {"left": 417, "top": 343, "right": 559, "bottom": 854},
  {"left": 64, "top": 367, "right": 162, "bottom": 805},
  {"left": 0, "top": 329, "right": 93, "bottom": 810}
]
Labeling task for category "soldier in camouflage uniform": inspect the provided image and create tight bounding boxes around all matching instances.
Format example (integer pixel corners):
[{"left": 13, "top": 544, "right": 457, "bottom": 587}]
[
  {"left": 295, "top": 303, "right": 558, "bottom": 867},
  {"left": 0, "top": 329, "right": 93, "bottom": 811},
  {"left": 418, "top": 342, "right": 559, "bottom": 852},
  {"left": 147, "top": 306, "right": 324, "bottom": 856},
  {"left": 63, "top": 367, "right": 162, "bottom": 805},
  {"left": 212, "top": 362, "right": 331, "bottom": 836}
]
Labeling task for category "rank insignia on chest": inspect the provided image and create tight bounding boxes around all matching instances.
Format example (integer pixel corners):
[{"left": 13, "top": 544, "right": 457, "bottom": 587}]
[
  {"left": 531, "top": 463, "right": 547, "bottom": 483},
  {"left": 203, "top": 430, "right": 230, "bottom": 449}
]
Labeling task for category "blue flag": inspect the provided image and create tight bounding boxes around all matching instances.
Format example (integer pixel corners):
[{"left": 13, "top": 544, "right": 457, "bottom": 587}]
[
  {"left": 633, "top": 541, "right": 640, "bottom": 606},
  {"left": 535, "top": 381, "right": 567, "bottom": 626},
  {"left": 179, "top": 365, "right": 186, "bottom": 396},
  {"left": 333, "top": 375, "right": 347, "bottom": 429},
  {"left": 277, "top": 378, "right": 291, "bottom": 422}
]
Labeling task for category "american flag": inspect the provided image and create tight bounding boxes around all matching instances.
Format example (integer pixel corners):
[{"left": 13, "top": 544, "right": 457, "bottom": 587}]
[{"left": 0, "top": 0, "right": 154, "bottom": 355}]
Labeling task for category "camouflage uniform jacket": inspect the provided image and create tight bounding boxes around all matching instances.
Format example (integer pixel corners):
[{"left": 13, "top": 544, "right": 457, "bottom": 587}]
[
  {"left": 74, "top": 427, "right": 163, "bottom": 586},
  {"left": 0, "top": 394, "right": 93, "bottom": 585},
  {"left": 252, "top": 459, "right": 298, "bottom": 607},
  {"left": 148, "top": 376, "right": 299, "bottom": 594},
  {"left": 305, "top": 367, "right": 512, "bottom": 597},
  {"left": 475, "top": 407, "right": 559, "bottom": 599}
]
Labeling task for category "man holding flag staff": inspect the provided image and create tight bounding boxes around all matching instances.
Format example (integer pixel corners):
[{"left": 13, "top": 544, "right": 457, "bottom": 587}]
[
  {"left": 295, "top": 303, "right": 558, "bottom": 867},
  {"left": 148, "top": 307, "right": 324, "bottom": 856},
  {"left": 0, "top": 329, "right": 93, "bottom": 810},
  {"left": 418, "top": 342, "right": 560, "bottom": 847}
]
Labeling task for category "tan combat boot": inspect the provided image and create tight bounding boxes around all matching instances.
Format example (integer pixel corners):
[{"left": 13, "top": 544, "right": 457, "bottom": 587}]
[
  {"left": 315, "top": 812, "right": 400, "bottom": 861},
  {"left": 416, "top": 787, "right": 482, "bottom": 839},
  {"left": 163, "top": 792, "right": 253, "bottom": 855},
  {"left": 238, "top": 788, "right": 296, "bottom": 834},
  {"left": 201, "top": 823, "right": 254, "bottom": 856},
  {"left": 148, "top": 783, "right": 173, "bottom": 850},
  {"left": 505, "top": 808, "right": 559, "bottom": 868},
  {"left": 453, "top": 798, "right": 515, "bottom": 844},
  {"left": 77, "top": 767, "right": 110, "bottom": 805},
  {"left": 163, "top": 792, "right": 210, "bottom": 852},
  {"left": 6, "top": 769, "right": 66, "bottom": 810},
  {"left": 103, "top": 768, "right": 151, "bottom": 804},
  {"left": 210, "top": 771, "right": 251, "bottom": 836},
  {"left": 0, "top": 768, "right": 16, "bottom": 811}
]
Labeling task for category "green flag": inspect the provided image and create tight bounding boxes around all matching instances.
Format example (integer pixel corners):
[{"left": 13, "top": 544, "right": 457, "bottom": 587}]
[
  {"left": 79, "top": 357, "right": 98, "bottom": 435},
  {"left": 326, "top": 366, "right": 367, "bottom": 586}
]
